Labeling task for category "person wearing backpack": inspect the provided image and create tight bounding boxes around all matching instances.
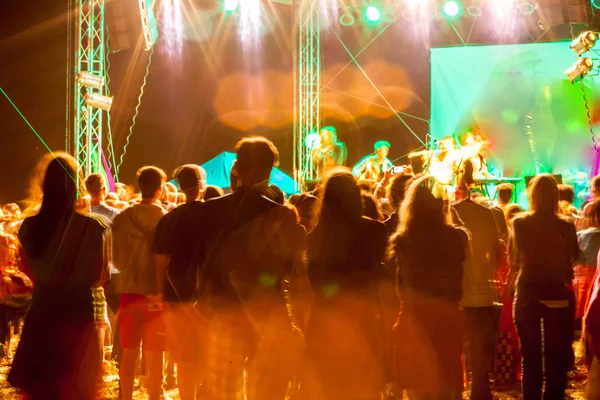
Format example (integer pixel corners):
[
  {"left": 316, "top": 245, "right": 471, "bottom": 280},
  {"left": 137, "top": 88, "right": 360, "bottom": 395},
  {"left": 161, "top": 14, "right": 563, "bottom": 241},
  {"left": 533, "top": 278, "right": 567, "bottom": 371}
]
[{"left": 188, "top": 137, "right": 305, "bottom": 400}]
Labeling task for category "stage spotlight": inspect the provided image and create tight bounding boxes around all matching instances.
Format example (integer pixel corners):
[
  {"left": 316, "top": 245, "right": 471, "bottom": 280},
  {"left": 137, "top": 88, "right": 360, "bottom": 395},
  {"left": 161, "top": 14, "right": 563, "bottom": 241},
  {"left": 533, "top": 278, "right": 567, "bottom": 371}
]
[
  {"left": 305, "top": 132, "right": 321, "bottom": 151},
  {"left": 443, "top": 1, "right": 460, "bottom": 16},
  {"left": 84, "top": 93, "right": 114, "bottom": 111},
  {"left": 77, "top": 72, "right": 104, "bottom": 89},
  {"left": 467, "top": 5, "right": 481, "bottom": 17},
  {"left": 565, "top": 58, "right": 594, "bottom": 83},
  {"left": 593, "top": 0, "right": 600, "bottom": 10},
  {"left": 365, "top": 6, "right": 381, "bottom": 22},
  {"left": 570, "top": 31, "right": 597, "bottom": 56},
  {"left": 224, "top": 0, "right": 239, "bottom": 12},
  {"left": 339, "top": 13, "right": 355, "bottom": 26}
]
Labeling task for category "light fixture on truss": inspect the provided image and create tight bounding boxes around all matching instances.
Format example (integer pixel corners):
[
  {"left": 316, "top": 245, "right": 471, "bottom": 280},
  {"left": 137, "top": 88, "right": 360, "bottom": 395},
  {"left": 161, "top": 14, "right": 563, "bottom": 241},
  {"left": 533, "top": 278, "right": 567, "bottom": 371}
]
[
  {"left": 570, "top": 31, "right": 598, "bottom": 56},
  {"left": 565, "top": 57, "right": 594, "bottom": 83},
  {"left": 77, "top": 72, "right": 105, "bottom": 89},
  {"left": 339, "top": 12, "right": 355, "bottom": 26},
  {"left": 467, "top": 0, "right": 482, "bottom": 18},
  {"left": 85, "top": 93, "right": 114, "bottom": 111},
  {"left": 139, "top": 0, "right": 159, "bottom": 50},
  {"left": 517, "top": 0, "right": 535, "bottom": 15}
]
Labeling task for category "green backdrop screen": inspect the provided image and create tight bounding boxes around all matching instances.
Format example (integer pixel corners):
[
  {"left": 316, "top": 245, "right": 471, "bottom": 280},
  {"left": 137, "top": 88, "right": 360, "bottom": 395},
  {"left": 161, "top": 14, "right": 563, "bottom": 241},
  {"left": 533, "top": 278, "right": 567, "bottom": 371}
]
[{"left": 431, "top": 41, "right": 598, "bottom": 178}]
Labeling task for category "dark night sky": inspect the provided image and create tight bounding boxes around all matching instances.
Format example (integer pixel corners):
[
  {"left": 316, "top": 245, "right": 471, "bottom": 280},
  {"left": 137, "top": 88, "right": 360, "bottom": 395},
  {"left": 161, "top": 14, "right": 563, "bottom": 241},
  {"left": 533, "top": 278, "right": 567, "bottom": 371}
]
[{"left": 0, "top": 0, "right": 436, "bottom": 203}]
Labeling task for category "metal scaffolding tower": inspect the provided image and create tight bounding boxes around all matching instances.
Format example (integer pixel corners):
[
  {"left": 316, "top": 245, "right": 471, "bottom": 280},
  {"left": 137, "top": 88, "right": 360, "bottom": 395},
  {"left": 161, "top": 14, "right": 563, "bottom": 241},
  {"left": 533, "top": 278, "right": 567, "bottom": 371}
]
[
  {"left": 74, "top": 0, "right": 108, "bottom": 188},
  {"left": 294, "top": 0, "right": 321, "bottom": 189}
]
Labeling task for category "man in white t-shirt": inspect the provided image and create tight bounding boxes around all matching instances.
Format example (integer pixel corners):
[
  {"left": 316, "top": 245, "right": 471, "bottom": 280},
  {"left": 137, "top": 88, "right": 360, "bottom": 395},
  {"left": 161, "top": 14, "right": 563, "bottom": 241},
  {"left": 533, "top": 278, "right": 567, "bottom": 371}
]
[
  {"left": 112, "top": 167, "right": 166, "bottom": 400},
  {"left": 85, "top": 173, "right": 119, "bottom": 222}
]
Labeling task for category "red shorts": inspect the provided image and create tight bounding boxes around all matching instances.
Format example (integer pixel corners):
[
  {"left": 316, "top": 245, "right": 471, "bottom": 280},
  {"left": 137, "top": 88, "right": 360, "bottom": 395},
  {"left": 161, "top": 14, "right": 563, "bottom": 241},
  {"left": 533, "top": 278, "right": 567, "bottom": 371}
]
[{"left": 119, "top": 294, "right": 166, "bottom": 352}]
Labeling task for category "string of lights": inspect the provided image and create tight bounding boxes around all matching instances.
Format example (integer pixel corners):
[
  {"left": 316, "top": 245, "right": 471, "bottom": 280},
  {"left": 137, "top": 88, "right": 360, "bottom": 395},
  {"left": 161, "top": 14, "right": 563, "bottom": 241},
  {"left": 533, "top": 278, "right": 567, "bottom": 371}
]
[{"left": 117, "top": 47, "right": 154, "bottom": 176}]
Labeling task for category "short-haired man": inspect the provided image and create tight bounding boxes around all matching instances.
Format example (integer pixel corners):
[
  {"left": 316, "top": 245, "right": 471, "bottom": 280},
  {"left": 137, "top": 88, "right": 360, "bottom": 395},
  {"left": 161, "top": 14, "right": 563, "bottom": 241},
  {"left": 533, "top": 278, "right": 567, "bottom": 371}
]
[
  {"left": 112, "top": 166, "right": 167, "bottom": 400},
  {"left": 172, "top": 164, "right": 207, "bottom": 203},
  {"left": 496, "top": 183, "right": 514, "bottom": 209},
  {"left": 85, "top": 173, "right": 119, "bottom": 221},
  {"left": 352, "top": 140, "right": 393, "bottom": 182},
  {"left": 558, "top": 184, "right": 575, "bottom": 205},
  {"left": 155, "top": 137, "right": 305, "bottom": 400},
  {"left": 152, "top": 165, "right": 207, "bottom": 399}
]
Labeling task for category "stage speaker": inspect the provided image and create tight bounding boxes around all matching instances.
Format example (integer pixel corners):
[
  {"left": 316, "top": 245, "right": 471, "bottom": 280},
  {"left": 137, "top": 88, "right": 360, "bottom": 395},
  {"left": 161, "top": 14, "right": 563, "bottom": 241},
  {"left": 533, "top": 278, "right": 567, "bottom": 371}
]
[
  {"left": 525, "top": 174, "right": 563, "bottom": 186},
  {"left": 536, "top": 0, "right": 592, "bottom": 27},
  {"left": 105, "top": 0, "right": 140, "bottom": 52},
  {"left": 105, "top": 0, "right": 158, "bottom": 52}
]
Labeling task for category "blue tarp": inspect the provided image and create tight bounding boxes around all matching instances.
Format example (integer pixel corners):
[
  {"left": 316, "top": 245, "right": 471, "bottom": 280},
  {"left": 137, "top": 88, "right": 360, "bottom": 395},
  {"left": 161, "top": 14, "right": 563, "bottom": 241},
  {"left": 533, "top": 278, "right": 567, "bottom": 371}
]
[{"left": 200, "top": 152, "right": 298, "bottom": 195}]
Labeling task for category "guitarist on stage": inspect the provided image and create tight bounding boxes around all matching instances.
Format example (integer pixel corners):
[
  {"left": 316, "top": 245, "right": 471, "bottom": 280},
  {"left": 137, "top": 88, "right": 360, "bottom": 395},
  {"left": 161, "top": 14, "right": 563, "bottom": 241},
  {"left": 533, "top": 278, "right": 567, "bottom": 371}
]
[
  {"left": 352, "top": 140, "right": 394, "bottom": 182},
  {"left": 428, "top": 136, "right": 460, "bottom": 200},
  {"left": 459, "top": 131, "right": 492, "bottom": 180}
]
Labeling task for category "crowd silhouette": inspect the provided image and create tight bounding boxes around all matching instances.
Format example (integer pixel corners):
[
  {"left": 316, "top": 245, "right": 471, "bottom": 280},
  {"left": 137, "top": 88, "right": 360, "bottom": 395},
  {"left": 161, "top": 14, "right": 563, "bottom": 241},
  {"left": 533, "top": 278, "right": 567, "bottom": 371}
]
[{"left": 0, "top": 137, "right": 599, "bottom": 400}]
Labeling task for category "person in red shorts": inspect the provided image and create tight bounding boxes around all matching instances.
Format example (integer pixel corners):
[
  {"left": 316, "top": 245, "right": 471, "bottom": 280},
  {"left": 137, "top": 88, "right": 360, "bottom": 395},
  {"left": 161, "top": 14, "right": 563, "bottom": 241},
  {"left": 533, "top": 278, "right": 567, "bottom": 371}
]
[
  {"left": 153, "top": 165, "right": 206, "bottom": 400},
  {"left": 112, "top": 166, "right": 167, "bottom": 400}
]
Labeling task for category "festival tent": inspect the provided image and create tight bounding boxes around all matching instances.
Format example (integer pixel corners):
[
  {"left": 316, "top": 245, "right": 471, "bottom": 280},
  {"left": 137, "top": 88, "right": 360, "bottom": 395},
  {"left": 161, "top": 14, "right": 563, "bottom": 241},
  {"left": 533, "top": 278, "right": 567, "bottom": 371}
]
[{"left": 200, "top": 151, "right": 298, "bottom": 195}]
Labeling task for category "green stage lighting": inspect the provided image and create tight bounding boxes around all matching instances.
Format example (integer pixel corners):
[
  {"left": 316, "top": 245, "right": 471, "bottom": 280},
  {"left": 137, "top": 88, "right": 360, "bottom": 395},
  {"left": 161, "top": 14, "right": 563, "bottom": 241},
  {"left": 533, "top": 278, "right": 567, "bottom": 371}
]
[
  {"left": 444, "top": 1, "right": 460, "bottom": 16},
  {"left": 594, "top": 0, "right": 600, "bottom": 10},
  {"left": 365, "top": 6, "right": 381, "bottom": 22},
  {"left": 224, "top": 0, "right": 239, "bottom": 12}
]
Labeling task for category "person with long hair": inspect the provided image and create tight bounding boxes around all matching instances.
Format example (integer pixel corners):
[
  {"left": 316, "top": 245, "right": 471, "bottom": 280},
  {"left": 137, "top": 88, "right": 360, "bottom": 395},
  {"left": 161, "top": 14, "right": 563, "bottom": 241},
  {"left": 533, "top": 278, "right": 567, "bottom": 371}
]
[
  {"left": 311, "top": 126, "right": 347, "bottom": 178},
  {"left": 8, "top": 153, "right": 109, "bottom": 399},
  {"left": 575, "top": 199, "right": 600, "bottom": 321},
  {"left": 389, "top": 175, "right": 467, "bottom": 400},
  {"left": 305, "top": 168, "right": 387, "bottom": 399},
  {"left": 509, "top": 174, "right": 579, "bottom": 400}
]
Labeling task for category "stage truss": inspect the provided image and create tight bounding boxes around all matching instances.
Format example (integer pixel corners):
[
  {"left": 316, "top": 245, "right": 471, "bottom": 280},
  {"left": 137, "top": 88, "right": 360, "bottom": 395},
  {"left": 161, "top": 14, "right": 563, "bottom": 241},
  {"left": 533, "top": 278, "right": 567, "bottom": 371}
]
[
  {"left": 73, "top": 0, "right": 112, "bottom": 188},
  {"left": 68, "top": 0, "right": 430, "bottom": 190},
  {"left": 294, "top": 0, "right": 321, "bottom": 189}
]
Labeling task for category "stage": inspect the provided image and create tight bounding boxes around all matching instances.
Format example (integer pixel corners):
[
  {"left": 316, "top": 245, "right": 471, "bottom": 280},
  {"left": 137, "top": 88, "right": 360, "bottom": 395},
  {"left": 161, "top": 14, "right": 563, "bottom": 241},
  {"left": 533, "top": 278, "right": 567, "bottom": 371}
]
[{"left": 1, "top": 0, "right": 600, "bottom": 204}]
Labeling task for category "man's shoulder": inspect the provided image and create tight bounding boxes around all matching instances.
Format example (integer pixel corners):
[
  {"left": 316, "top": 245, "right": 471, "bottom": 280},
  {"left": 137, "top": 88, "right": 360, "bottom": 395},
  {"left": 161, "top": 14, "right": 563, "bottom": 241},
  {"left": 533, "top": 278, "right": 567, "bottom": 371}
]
[
  {"left": 454, "top": 199, "right": 494, "bottom": 216},
  {"left": 75, "top": 211, "right": 110, "bottom": 232},
  {"left": 112, "top": 206, "right": 131, "bottom": 223},
  {"left": 168, "top": 200, "right": 204, "bottom": 217},
  {"left": 450, "top": 224, "right": 471, "bottom": 244},
  {"left": 96, "top": 203, "right": 119, "bottom": 213},
  {"left": 512, "top": 212, "right": 533, "bottom": 227},
  {"left": 204, "top": 193, "right": 235, "bottom": 210},
  {"left": 557, "top": 215, "right": 577, "bottom": 231}
]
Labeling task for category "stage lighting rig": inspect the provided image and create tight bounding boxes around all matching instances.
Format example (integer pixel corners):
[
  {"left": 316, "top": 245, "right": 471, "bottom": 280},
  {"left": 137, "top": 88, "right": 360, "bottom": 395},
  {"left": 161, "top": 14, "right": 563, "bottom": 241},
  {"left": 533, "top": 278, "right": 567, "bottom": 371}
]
[
  {"left": 517, "top": 0, "right": 535, "bottom": 15},
  {"left": 570, "top": 31, "right": 598, "bottom": 56},
  {"left": 85, "top": 93, "right": 114, "bottom": 112},
  {"left": 77, "top": 72, "right": 105, "bottom": 89},
  {"left": 565, "top": 57, "right": 594, "bottom": 83},
  {"left": 339, "top": 13, "right": 355, "bottom": 26}
]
